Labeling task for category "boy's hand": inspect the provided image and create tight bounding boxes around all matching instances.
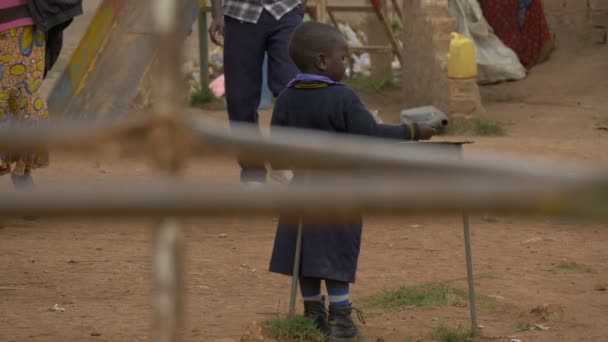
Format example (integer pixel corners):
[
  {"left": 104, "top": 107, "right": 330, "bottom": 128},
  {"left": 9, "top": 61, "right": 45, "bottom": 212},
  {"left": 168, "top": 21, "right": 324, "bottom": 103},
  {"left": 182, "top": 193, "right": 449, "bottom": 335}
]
[{"left": 417, "top": 123, "right": 436, "bottom": 140}]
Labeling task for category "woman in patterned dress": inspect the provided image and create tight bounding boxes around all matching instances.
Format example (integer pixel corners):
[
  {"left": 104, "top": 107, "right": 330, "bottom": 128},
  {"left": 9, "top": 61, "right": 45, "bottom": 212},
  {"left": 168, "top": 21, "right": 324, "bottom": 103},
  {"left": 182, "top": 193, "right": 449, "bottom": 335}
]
[
  {"left": 1, "top": 1, "right": 48, "bottom": 189},
  {"left": 0, "top": 0, "right": 81, "bottom": 190}
]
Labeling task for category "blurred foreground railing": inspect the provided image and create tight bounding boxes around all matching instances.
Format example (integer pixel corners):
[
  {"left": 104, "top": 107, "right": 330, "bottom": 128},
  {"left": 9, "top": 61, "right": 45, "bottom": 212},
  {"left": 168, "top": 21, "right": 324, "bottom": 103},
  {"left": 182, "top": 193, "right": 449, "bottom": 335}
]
[
  {"left": 4, "top": 105, "right": 608, "bottom": 341},
  {"left": 2, "top": 0, "right": 607, "bottom": 340}
]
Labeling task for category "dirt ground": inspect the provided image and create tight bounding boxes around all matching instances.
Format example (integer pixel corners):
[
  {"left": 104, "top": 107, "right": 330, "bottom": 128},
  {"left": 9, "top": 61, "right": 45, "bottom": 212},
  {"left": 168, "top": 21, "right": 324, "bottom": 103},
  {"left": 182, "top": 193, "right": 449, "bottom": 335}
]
[{"left": 2, "top": 2, "right": 608, "bottom": 341}]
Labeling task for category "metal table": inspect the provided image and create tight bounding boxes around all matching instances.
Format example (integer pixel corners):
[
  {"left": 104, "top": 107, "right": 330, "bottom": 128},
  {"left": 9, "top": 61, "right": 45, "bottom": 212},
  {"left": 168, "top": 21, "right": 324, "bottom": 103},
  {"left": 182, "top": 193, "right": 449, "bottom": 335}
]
[
  {"left": 410, "top": 141, "right": 478, "bottom": 333},
  {"left": 288, "top": 140, "right": 479, "bottom": 334}
]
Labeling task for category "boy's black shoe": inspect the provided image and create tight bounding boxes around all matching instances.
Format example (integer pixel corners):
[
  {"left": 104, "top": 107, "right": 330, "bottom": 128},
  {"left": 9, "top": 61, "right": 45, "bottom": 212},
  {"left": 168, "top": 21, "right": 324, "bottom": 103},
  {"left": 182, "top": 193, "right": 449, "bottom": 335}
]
[
  {"left": 304, "top": 296, "right": 328, "bottom": 333},
  {"left": 328, "top": 304, "right": 365, "bottom": 341}
]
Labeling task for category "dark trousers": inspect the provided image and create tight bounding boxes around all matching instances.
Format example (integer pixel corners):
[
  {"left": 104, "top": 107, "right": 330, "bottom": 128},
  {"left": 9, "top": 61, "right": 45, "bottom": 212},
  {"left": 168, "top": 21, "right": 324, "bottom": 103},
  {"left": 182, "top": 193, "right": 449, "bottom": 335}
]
[{"left": 224, "top": 7, "right": 303, "bottom": 182}]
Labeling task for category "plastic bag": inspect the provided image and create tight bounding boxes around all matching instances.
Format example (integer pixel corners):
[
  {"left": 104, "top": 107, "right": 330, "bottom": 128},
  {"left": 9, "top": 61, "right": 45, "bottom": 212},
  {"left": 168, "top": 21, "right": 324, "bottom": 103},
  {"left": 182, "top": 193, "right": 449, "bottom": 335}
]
[
  {"left": 448, "top": 0, "right": 527, "bottom": 84},
  {"left": 209, "top": 74, "right": 225, "bottom": 98}
]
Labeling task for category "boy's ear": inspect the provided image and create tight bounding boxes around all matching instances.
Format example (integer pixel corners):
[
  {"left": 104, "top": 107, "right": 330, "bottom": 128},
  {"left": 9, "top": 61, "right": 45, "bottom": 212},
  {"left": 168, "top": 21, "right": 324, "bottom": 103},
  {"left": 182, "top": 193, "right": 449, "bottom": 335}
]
[{"left": 315, "top": 53, "right": 327, "bottom": 71}]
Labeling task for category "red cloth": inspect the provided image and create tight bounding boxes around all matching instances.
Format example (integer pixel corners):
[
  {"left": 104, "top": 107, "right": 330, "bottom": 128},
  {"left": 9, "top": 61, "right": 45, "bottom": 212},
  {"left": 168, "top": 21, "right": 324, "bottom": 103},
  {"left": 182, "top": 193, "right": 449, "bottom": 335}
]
[{"left": 481, "top": 0, "right": 552, "bottom": 69}]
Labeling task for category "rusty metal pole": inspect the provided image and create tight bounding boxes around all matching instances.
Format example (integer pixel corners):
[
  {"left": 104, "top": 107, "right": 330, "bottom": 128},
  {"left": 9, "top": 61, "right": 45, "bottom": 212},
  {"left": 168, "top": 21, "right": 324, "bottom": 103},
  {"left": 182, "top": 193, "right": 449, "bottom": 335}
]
[
  {"left": 459, "top": 145, "right": 478, "bottom": 335},
  {"left": 153, "top": 217, "right": 184, "bottom": 342},
  {"left": 289, "top": 173, "right": 310, "bottom": 316},
  {"left": 413, "top": 141, "right": 478, "bottom": 334},
  {"left": 150, "top": 0, "right": 188, "bottom": 341},
  {"left": 288, "top": 217, "right": 304, "bottom": 316},
  {"left": 198, "top": 0, "right": 209, "bottom": 90},
  {"left": 463, "top": 212, "right": 478, "bottom": 334}
]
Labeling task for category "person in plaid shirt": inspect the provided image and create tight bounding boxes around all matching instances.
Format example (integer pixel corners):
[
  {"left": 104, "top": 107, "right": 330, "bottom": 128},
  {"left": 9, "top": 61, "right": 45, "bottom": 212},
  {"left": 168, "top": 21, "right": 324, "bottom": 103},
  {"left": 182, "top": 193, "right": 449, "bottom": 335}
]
[{"left": 209, "top": 0, "right": 307, "bottom": 184}]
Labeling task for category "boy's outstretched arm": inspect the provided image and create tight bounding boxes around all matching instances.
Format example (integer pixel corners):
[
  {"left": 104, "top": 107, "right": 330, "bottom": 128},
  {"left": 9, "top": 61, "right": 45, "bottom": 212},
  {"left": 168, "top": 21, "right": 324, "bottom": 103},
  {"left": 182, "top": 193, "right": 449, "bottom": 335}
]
[{"left": 340, "top": 91, "right": 434, "bottom": 140}]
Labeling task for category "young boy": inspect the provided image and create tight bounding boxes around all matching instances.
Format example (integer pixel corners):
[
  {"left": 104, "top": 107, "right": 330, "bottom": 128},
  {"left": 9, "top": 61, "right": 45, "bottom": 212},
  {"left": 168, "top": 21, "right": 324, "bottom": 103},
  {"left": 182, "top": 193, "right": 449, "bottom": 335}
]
[{"left": 268, "top": 22, "right": 434, "bottom": 340}]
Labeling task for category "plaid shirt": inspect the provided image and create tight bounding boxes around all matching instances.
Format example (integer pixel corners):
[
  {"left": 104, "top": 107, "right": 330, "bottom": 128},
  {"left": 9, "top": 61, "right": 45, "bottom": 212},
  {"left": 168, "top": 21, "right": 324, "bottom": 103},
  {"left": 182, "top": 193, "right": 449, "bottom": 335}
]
[{"left": 224, "top": 0, "right": 301, "bottom": 23}]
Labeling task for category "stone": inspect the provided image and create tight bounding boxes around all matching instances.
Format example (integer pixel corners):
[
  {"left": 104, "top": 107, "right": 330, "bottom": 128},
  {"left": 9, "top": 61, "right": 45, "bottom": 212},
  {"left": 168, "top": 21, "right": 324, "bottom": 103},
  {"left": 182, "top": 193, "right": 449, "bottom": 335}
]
[
  {"left": 521, "top": 237, "right": 543, "bottom": 244},
  {"left": 429, "top": 17, "right": 457, "bottom": 33},
  {"left": 450, "top": 96, "right": 479, "bottom": 114},
  {"left": 432, "top": 32, "right": 452, "bottom": 50},
  {"left": 590, "top": 10, "right": 608, "bottom": 28},
  {"left": 423, "top": 0, "right": 450, "bottom": 16},
  {"left": 591, "top": 28, "right": 607, "bottom": 44},
  {"left": 449, "top": 78, "right": 480, "bottom": 98}
]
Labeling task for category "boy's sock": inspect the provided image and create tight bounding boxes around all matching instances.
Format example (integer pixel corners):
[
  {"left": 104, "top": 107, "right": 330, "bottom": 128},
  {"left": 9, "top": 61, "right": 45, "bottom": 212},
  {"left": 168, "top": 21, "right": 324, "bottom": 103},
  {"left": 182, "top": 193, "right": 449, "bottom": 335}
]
[
  {"left": 326, "top": 280, "right": 350, "bottom": 307},
  {"left": 300, "top": 277, "right": 322, "bottom": 301}
]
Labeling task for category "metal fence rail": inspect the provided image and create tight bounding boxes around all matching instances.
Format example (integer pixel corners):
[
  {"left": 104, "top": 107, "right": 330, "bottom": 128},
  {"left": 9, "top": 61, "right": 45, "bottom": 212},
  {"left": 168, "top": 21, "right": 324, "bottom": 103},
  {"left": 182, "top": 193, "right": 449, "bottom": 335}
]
[
  {"left": 1, "top": 172, "right": 605, "bottom": 218},
  {"left": 2, "top": 0, "right": 606, "bottom": 340}
]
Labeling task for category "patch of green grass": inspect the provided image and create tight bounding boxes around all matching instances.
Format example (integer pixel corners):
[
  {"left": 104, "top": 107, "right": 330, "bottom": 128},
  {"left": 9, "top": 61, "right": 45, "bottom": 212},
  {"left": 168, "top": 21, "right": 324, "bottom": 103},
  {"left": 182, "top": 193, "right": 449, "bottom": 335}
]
[
  {"left": 441, "top": 117, "right": 506, "bottom": 136},
  {"left": 345, "top": 75, "right": 394, "bottom": 92},
  {"left": 265, "top": 315, "right": 327, "bottom": 342},
  {"left": 358, "top": 282, "right": 496, "bottom": 312},
  {"left": 441, "top": 118, "right": 472, "bottom": 135},
  {"left": 554, "top": 262, "right": 595, "bottom": 274},
  {"left": 359, "top": 282, "right": 464, "bottom": 310},
  {"left": 450, "top": 287, "right": 497, "bottom": 310},
  {"left": 391, "top": 20, "right": 401, "bottom": 33},
  {"left": 473, "top": 118, "right": 505, "bottom": 136},
  {"left": 189, "top": 87, "right": 218, "bottom": 107},
  {"left": 429, "top": 324, "right": 473, "bottom": 342},
  {"left": 474, "top": 272, "right": 497, "bottom": 281}
]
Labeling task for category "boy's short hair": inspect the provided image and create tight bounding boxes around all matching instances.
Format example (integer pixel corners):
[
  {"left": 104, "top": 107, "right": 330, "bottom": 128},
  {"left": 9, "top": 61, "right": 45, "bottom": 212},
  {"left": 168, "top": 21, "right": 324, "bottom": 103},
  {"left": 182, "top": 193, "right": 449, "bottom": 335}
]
[{"left": 289, "top": 21, "right": 344, "bottom": 71}]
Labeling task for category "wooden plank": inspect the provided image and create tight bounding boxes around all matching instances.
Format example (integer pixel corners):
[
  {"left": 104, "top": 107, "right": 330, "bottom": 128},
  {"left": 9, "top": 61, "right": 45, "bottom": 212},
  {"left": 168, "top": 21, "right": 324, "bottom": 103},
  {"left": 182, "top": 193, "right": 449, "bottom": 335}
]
[
  {"left": 304, "top": 0, "right": 327, "bottom": 21},
  {"left": 325, "top": 0, "right": 402, "bottom": 65},
  {"left": 48, "top": 0, "right": 198, "bottom": 120}
]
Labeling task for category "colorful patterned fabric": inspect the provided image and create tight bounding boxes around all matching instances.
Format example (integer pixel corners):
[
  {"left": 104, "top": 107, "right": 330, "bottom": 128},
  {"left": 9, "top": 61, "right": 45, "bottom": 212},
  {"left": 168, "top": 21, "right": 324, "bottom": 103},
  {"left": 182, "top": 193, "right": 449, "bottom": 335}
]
[
  {"left": 0, "top": 26, "right": 49, "bottom": 176},
  {"left": 224, "top": 0, "right": 301, "bottom": 23},
  {"left": 481, "top": 0, "right": 552, "bottom": 69}
]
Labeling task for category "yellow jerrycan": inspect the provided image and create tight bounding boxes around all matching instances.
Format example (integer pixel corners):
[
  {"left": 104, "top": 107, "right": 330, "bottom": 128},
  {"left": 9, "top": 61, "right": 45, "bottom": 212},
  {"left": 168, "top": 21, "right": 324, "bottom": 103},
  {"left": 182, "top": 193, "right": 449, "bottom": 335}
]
[{"left": 447, "top": 33, "right": 477, "bottom": 79}]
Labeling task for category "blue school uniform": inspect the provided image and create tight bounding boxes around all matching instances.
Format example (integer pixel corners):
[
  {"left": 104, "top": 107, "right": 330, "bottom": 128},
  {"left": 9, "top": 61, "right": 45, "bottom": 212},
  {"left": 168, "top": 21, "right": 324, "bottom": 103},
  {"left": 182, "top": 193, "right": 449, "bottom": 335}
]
[{"left": 268, "top": 74, "right": 421, "bottom": 283}]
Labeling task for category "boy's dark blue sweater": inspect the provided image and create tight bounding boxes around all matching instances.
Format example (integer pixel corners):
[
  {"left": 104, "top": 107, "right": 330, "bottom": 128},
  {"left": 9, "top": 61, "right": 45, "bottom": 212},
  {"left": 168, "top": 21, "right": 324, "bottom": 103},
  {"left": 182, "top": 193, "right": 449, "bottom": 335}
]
[
  {"left": 271, "top": 84, "right": 419, "bottom": 140},
  {"left": 268, "top": 82, "right": 419, "bottom": 283}
]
